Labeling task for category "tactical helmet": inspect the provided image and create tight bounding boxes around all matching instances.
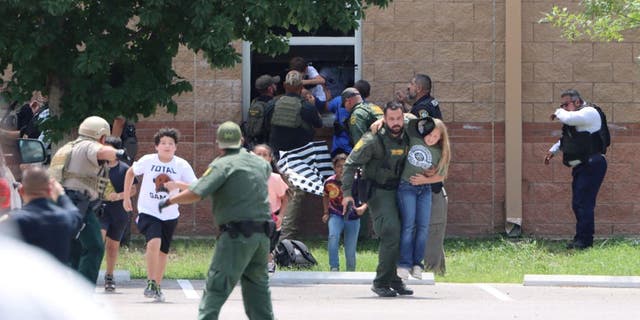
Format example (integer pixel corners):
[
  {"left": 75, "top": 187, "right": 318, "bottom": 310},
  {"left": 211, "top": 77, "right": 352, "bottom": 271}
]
[{"left": 78, "top": 116, "right": 111, "bottom": 140}]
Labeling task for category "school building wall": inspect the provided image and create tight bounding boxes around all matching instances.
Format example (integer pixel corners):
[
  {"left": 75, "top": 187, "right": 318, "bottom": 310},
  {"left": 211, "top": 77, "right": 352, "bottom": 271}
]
[{"left": 135, "top": 0, "right": 640, "bottom": 238}]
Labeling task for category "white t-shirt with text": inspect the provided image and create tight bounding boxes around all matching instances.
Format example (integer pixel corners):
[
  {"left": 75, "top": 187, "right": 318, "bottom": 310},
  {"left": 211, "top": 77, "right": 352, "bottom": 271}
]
[{"left": 132, "top": 154, "right": 197, "bottom": 221}]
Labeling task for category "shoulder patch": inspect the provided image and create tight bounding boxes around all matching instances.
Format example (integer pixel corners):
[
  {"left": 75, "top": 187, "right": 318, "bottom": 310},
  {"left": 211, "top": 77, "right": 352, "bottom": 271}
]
[
  {"left": 350, "top": 115, "right": 357, "bottom": 125},
  {"left": 371, "top": 105, "right": 383, "bottom": 115},
  {"left": 419, "top": 109, "right": 429, "bottom": 119},
  {"left": 202, "top": 167, "right": 212, "bottom": 177},
  {"left": 431, "top": 99, "right": 439, "bottom": 107},
  {"left": 353, "top": 138, "right": 364, "bottom": 151}
]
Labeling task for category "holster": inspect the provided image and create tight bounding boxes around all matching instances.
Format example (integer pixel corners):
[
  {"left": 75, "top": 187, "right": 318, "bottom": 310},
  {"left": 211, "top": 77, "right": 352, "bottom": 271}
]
[
  {"left": 355, "top": 177, "right": 373, "bottom": 203},
  {"left": 219, "top": 220, "right": 275, "bottom": 239}
]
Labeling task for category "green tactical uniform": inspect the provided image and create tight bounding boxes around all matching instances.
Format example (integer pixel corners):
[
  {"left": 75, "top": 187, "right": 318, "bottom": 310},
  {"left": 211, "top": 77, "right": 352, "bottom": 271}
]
[
  {"left": 190, "top": 147, "right": 274, "bottom": 320},
  {"left": 348, "top": 102, "right": 383, "bottom": 145},
  {"left": 342, "top": 126, "right": 409, "bottom": 290}
]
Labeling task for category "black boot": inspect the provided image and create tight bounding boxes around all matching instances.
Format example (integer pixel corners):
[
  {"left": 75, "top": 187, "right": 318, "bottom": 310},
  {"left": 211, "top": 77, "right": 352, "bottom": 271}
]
[
  {"left": 371, "top": 286, "right": 397, "bottom": 297},
  {"left": 391, "top": 283, "right": 414, "bottom": 295}
]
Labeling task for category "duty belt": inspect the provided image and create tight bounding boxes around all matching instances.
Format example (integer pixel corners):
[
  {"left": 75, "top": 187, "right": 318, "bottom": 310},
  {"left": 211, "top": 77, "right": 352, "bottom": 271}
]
[
  {"left": 372, "top": 181, "right": 398, "bottom": 190},
  {"left": 218, "top": 220, "right": 275, "bottom": 239}
]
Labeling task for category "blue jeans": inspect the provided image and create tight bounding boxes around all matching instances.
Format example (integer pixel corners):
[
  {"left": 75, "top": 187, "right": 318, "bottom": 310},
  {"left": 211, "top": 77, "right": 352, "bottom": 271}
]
[
  {"left": 397, "top": 181, "right": 432, "bottom": 269},
  {"left": 572, "top": 154, "right": 607, "bottom": 246},
  {"left": 328, "top": 214, "right": 361, "bottom": 271}
]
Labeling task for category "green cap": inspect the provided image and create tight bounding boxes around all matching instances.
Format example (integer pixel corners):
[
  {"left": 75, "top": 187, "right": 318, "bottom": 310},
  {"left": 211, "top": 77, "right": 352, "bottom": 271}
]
[{"left": 216, "top": 121, "right": 242, "bottom": 149}]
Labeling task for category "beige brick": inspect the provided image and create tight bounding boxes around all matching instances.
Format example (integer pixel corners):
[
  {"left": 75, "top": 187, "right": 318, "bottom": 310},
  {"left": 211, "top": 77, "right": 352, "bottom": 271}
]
[
  {"left": 474, "top": 2, "right": 493, "bottom": 22},
  {"left": 173, "top": 61, "right": 195, "bottom": 81},
  {"left": 362, "top": 63, "right": 375, "bottom": 80},
  {"left": 413, "top": 21, "right": 455, "bottom": 42},
  {"left": 435, "top": 82, "right": 473, "bottom": 102},
  {"left": 495, "top": 42, "right": 505, "bottom": 62},
  {"left": 215, "top": 65, "right": 241, "bottom": 80},
  {"left": 434, "top": 2, "right": 474, "bottom": 24},
  {"left": 362, "top": 22, "right": 374, "bottom": 42},
  {"left": 194, "top": 80, "right": 233, "bottom": 104},
  {"left": 374, "top": 22, "right": 413, "bottom": 42},
  {"left": 363, "top": 41, "right": 397, "bottom": 63},
  {"left": 369, "top": 82, "right": 395, "bottom": 105},
  {"left": 364, "top": 5, "right": 394, "bottom": 22},
  {"left": 193, "top": 102, "right": 215, "bottom": 120},
  {"left": 395, "top": 0, "right": 434, "bottom": 21},
  {"left": 474, "top": 83, "right": 505, "bottom": 103},
  {"left": 522, "top": 42, "right": 552, "bottom": 62},
  {"left": 522, "top": 21, "right": 533, "bottom": 42},
  {"left": 612, "top": 103, "right": 640, "bottom": 122},
  {"left": 196, "top": 59, "right": 216, "bottom": 80},
  {"left": 394, "top": 42, "right": 434, "bottom": 62},
  {"left": 533, "top": 63, "right": 572, "bottom": 82},
  {"left": 532, "top": 103, "right": 555, "bottom": 123},
  {"left": 593, "top": 43, "right": 634, "bottom": 63},
  {"left": 553, "top": 83, "right": 594, "bottom": 103},
  {"left": 533, "top": 23, "right": 564, "bottom": 42},
  {"left": 573, "top": 63, "right": 612, "bottom": 82},
  {"left": 613, "top": 63, "right": 640, "bottom": 82},
  {"left": 494, "top": 102, "right": 505, "bottom": 122},
  {"left": 434, "top": 42, "right": 474, "bottom": 62},
  {"left": 522, "top": 1, "right": 564, "bottom": 23},
  {"left": 522, "top": 103, "right": 534, "bottom": 122},
  {"left": 553, "top": 43, "right": 592, "bottom": 63},
  {"left": 594, "top": 83, "right": 633, "bottom": 102},
  {"left": 454, "top": 62, "right": 494, "bottom": 82},
  {"left": 454, "top": 21, "right": 494, "bottom": 42},
  {"left": 634, "top": 84, "right": 640, "bottom": 102},
  {"left": 522, "top": 63, "right": 534, "bottom": 82},
  {"left": 474, "top": 42, "right": 493, "bottom": 62},
  {"left": 374, "top": 62, "right": 414, "bottom": 82},
  {"left": 415, "top": 62, "right": 454, "bottom": 82},
  {"left": 620, "top": 28, "right": 640, "bottom": 42},
  {"left": 213, "top": 102, "right": 241, "bottom": 123},
  {"left": 495, "top": 1, "right": 506, "bottom": 41},
  {"left": 231, "top": 80, "right": 242, "bottom": 102},
  {"left": 175, "top": 45, "right": 195, "bottom": 62},
  {"left": 453, "top": 103, "right": 495, "bottom": 122},
  {"left": 495, "top": 63, "right": 505, "bottom": 82},
  {"left": 522, "top": 82, "right": 553, "bottom": 103}
]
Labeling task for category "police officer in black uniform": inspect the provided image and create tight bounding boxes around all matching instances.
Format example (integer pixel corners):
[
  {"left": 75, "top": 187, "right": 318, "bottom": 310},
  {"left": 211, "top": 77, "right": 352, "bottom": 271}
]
[{"left": 545, "top": 89, "right": 608, "bottom": 250}]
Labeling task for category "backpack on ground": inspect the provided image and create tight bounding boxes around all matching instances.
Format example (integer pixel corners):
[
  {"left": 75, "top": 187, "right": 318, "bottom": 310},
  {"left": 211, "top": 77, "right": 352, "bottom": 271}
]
[
  {"left": 273, "top": 239, "right": 318, "bottom": 268},
  {"left": 591, "top": 103, "right": 611, "bottom": 154},
  {"left": 244, "top": 98, "right": 275, "bottom": 144}
]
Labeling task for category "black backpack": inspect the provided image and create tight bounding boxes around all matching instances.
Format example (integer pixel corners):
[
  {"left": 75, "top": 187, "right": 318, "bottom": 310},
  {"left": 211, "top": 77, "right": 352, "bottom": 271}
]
[
  {"left": 591, "top": 104, "right": 611, "bottom": 154},
  {"left": 120, "top": 120, "right": 138, "bottom": 164},
  {"left": 274, "top": 239, "right": 318, "bottom": 268},
  {"left": 244, "top": 98, "right": 275, "bottom": 144}
]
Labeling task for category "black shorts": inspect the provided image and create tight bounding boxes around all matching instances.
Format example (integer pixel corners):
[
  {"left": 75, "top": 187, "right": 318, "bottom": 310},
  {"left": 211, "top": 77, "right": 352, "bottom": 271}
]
[
  {"left": 136, "top": 213, "right": 178, "bottom": 254},
  {"left": 99, "top": 201, "right": 129, "bottom": 241}
]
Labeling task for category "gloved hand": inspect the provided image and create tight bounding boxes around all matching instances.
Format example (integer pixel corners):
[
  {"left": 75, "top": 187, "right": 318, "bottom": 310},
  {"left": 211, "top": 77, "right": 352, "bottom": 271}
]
[
  {"left": 115, "top": 149, "right": 130, "bottom": 162},
  {"left": 158, "top": 198, "right": 172, "bottom": 212}
]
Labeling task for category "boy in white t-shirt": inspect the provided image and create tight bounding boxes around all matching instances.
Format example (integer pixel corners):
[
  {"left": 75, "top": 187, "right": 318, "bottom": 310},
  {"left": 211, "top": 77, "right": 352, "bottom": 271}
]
[{"left": 123, "top": 128, "right": 197, "bottom": 302}]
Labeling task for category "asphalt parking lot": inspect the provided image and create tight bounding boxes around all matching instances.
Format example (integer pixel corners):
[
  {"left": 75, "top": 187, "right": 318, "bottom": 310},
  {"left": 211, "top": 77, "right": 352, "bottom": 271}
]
[{"left": 97, "top": 279, "right": 640, "bottom": 320}]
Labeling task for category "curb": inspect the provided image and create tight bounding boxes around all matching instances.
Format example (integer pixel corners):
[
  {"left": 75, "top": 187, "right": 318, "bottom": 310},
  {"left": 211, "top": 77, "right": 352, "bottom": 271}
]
[
  {"left": 523, "top": 274, "right": 640, "bottom": 288},
  {"left": 269, "top": 271, "right": 435, "bottom": 285}
]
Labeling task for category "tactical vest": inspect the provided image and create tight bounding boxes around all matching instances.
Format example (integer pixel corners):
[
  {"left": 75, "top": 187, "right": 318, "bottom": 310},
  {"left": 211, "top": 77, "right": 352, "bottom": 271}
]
[
  {"left": 560, "top": 125, "right": 603, "bottom": 167},
  {"left": 347, "top": 102, "right": 384, "bottom": 144},
  {"left": 48, "top": 138, "right": 110, "bottom": 200},
  {"left": 363, "top": 129, "right": 409, "bottom": 188},
  {"left": 270, "top": 95, "right": 305, "bottom": 129}
]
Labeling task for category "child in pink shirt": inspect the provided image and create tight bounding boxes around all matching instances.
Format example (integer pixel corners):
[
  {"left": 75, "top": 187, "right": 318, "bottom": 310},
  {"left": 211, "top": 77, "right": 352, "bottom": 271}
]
[{"left": 253, "top": 144, "right": 288, "bottom": 273}]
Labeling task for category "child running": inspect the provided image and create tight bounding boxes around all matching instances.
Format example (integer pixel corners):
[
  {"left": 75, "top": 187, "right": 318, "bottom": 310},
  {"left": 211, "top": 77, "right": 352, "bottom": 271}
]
[
  {"left": 322, "top": 153, "right": 367, "bottom": 271},
  {"left": 252, "top": 144, "right": 288, "bottom": 273},
  {"left": 396, "top": 117, "right": 450, "bottom": 280},
  {"left": 123, "top": 128, "right": 197, "bottom": 302},
  {"left": 100, "top": 136, "right": 137, "bottom": 292}
]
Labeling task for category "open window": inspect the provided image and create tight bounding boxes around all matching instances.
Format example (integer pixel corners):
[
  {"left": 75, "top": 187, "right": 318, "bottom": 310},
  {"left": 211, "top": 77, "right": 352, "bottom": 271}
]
[{"left": 242, "top": 22, "right": 362, "bottom": 120}]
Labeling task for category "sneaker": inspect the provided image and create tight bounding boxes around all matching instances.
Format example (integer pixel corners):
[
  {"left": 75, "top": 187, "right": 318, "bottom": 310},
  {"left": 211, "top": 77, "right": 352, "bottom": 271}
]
[
  {"left": 268, "top": 262, "right": 276, "bottom": 273},
  {"left": 391, "top": 283, "right": 414, "bottom": 296},
  {"left": 410, "top": 265, "right": 423, "bottom": 280},
  {"left": 396, "top": 267, "right": 410, "bottom": 280},
  {"left": 154, "top": 285, "right": 165, "bottom": 302},
  {"left": 371, "top": 286, "right": 397, "bottom": 297},
  {"left": 104, "top": 274, "right": 116, "bottom": 292},
  {"left": 144, "top": 280, "right": 157, "bottom": 298}
]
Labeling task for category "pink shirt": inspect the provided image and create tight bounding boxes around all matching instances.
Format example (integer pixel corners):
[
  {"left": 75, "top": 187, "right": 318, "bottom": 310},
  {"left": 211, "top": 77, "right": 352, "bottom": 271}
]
[{"left": 267, "top": 173, "right": 288, "bottom": 216}]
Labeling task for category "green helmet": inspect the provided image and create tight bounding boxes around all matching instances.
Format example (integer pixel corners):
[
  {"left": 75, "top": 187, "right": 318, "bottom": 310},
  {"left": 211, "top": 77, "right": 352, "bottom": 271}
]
[
  {"left": 78, "top": 116, "right": 110, "bottom": 140},
  {"left": 216, "top": 121, "right": 242, "bottom": 149}
]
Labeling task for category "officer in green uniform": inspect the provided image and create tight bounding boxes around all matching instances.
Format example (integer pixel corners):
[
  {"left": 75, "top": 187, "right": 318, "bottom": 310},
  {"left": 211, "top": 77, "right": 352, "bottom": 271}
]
[
  {"left": 48, "top": 116, "right": 126, "bottom": 284},
  {"left": 346, "top": 89, "right": 384, "bottom": 145},
  {"left": 341, "top": 102, "right": 413, "bottom": 298},
  {"left": 162, "top": 121, "right": 274, "bottom": 320}
]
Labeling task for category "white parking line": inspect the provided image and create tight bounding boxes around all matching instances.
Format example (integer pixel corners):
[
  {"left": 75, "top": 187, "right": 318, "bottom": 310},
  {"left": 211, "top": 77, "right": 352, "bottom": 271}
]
[
  {"left": 177, "top": 279, "right": 200, "bottom": 299},
  {"left": 476, "top": 284, "right": 514, "bottom": 301}
]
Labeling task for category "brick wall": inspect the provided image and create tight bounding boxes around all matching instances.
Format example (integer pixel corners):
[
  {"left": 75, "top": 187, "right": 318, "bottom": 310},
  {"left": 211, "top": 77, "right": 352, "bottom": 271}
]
[{"left": 132, "top": 0, "right": 640, "bottom": 238}]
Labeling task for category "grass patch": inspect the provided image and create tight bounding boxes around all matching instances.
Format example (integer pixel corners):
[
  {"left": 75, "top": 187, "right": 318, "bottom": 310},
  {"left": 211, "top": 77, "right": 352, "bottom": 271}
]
[{"left": 107, "top": 237, "right": 640, "bottom": 282}]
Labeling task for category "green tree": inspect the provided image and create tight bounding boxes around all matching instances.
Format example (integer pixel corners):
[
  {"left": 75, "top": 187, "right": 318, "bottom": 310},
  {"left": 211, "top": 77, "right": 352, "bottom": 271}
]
[
  {"left": 542, "top": 0, "right": 640, "bottom": 42},
  {"left": 0, "top": 0, "right": 389, "bottom": 141}
]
